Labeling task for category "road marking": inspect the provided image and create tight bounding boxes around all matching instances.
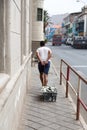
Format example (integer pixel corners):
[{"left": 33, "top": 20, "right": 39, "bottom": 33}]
[{"left": 72, "top": 65, "right": 87, "bottom": 68}]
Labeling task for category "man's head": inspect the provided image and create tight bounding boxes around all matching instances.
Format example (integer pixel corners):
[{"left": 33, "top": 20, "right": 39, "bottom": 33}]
[{"left": 40, "top": 41, "right": 45, "bottom": 47}]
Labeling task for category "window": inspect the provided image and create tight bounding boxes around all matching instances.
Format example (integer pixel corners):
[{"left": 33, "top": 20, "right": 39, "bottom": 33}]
[{"left": 37, "top": 8, "right": 43, "bottom": 21}]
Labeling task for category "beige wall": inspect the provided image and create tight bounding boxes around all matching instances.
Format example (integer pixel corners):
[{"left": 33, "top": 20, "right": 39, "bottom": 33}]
[
  {"left": 0, "top": 0, "right": 32, "bottom": 130},
  {"left": 32, "top": 0, "right": 44, "bottom": 56},
  {"left": 32, "top": 0, "right": 44, "bottom": 41},
  {"left": 0, "top": 0, "right": 4, "bottom": 72},
  {"left": 0, "top": 56, "right": 31, "bottom": 130},
  {"left": 0, "top": 0, "right": 44, "bottom": 129}
]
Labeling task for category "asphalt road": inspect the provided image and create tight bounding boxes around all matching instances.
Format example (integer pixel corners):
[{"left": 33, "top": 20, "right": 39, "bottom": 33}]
[
  {"left": 48, "top": 42, "right": 87, "bottom": 77},
  {"left": 46, "top": 42, "right": 87, "bottom": 105}
]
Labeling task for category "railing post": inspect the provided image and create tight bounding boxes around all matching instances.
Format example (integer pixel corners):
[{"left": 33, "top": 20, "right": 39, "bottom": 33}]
[
  {"left": 59, "top": 59, "right": 87, "bottom": 121},
  {"left": 66, "top": 66, "right": 70, "bottom": 98},
  {"left": 76, "top": 78, "right": 81, "bottom": 120},
  {"left": 60, "top": 60, "right": 62, "bottom": 85}
]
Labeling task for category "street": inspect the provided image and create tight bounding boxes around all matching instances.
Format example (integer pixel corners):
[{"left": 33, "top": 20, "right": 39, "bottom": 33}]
[
  {"left": 47, "top": 42, "right": 87, "bottom": 77},
  {"left": 46, "top": 42, "right": 87, "bottom": 105},
  {"left": 46, "top": 42, "right": 87, "bottom": 124}
]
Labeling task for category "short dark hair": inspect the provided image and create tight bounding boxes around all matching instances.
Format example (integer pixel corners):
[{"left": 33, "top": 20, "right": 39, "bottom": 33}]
[{"left": 40, "top": 41, "right": 45, "bottom": 47}]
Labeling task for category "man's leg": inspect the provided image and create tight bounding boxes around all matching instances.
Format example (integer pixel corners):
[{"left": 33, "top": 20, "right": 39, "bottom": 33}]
[
  {"left": 43, "top": 61, "right": 50, "bottom": 86},
  {"left": 43, "top": 74, "right": 48, "bottom": 86},
  {"left": 40, "top": 73, "right": 44, "bottom": 86},
  {"left": 38, "top": 62, "right": 44, "bottom": 86},
  {"left": 40, "top": 73, "right": 48, "bottom": 86}
]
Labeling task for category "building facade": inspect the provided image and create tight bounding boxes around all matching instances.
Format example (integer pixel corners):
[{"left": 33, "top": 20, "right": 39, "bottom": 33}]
[
  {"left": 63, "top": 6, "right": 87, "bottom": 37},
  {"left": 63, "top": 12, "right": 81, "bottom": 37},
  {"left": 0, "top": 0, "right": 44, "bottom": 130},
  {"left": 76, "top": 6, "right": 87, "bottom": 36},
  {"left": 32, "top": 0, "right": 44, "bottom": 57}
]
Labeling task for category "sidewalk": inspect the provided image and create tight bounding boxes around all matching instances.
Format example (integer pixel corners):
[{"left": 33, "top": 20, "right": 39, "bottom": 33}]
[{"left": 18, "top": 61, "right": 85, "bottom": 130}]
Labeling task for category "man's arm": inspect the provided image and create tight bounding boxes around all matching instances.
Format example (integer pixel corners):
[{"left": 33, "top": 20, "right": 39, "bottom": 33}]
[
  {"left": 36, "top": 51, "right": 41, "bottom": 62},
  {"left": 36, "top": 51, "right": 45, "bottom": 65},
  {"left": 46, "top": 50, "right": 52, "bottom": 63}
]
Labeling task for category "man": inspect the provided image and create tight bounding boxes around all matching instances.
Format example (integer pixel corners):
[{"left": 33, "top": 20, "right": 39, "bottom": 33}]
[{"left": 36, "top": 41, "right": 52, "bottom": 88}]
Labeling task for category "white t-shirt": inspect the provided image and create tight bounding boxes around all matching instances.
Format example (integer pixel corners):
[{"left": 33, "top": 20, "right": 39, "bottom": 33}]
[{"left": 36, "top": 46, "right": 52, "bottom": 61}]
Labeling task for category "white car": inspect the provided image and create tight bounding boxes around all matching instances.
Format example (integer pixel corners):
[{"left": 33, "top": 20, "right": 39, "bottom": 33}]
[{"left": 66, "top": 38, "right": 73, "bottom": 45}]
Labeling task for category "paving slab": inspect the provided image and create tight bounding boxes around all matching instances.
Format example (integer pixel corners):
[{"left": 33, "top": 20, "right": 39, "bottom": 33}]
[{"left": 18, "top": 61, "right": 85, "bottom": 130}]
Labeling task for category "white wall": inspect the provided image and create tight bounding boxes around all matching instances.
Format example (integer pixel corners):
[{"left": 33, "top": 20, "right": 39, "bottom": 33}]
[
  {"left": 9, "top": 0, "right": 21, "bottom": 76},
  {"left": 0, "top": 0, "right": 32, "bottom": 130},
  {"left": 32, "top": 0, "right": 44, "bottom": 41},
  {"left": 0, "top": 55, "right": 31, "bottom": 130}
]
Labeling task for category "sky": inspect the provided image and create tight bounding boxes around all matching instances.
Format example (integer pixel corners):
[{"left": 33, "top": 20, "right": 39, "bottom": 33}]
[{"left": 44, "top": 0, "right": 87, "bottom": 15}]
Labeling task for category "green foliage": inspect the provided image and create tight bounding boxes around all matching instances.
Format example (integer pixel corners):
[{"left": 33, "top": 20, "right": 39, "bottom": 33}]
[
  {"left": 44, "top": 10, "right": 50, "bottom": 33},
  {"left": 44, "top": 39, "right": 48, "bottom": 43},
  {"left": 44, "top": 10, "right": 49, "bottom": 23}
]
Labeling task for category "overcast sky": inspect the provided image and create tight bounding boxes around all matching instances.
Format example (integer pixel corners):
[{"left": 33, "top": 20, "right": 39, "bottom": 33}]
[{"left": 44, "top": 0, "right": 86, "bottom": 15}]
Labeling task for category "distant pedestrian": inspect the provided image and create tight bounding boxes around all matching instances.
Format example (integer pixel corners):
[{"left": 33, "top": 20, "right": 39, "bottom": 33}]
[{"left": 36, "top": 41, "right": 52, "bottom": 89}]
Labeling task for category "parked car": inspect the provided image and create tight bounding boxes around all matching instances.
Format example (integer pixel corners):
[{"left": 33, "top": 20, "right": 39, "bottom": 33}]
[
  {"left": 72, "top": 39, "right": 87, "bottom": 49},
  {"left": 66, "top": 38, "right": 73, "bottom": 45}
]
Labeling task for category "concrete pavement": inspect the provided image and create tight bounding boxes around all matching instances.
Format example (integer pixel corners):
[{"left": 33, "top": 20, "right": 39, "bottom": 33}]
[{"left": 18, "top": 60, "right": 85, "bottom": 130}]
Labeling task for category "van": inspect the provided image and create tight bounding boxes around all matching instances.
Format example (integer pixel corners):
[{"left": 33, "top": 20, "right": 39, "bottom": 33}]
[{"left": 52, "top": 34, "right": 62, "bottom": 46}]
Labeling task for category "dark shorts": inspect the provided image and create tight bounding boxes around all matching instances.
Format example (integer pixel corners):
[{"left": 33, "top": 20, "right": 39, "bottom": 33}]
[{"left": 38, "top": 61, "right": 50, "bottom": 74}]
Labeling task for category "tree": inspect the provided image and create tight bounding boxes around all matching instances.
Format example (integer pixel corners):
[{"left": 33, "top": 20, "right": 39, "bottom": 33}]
[{"left": 44, "top": 10, "right": 50, "bottom": 33}]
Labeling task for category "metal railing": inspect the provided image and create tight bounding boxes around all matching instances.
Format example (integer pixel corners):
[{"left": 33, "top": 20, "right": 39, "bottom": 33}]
[{"left": 60, "top": 59, "right": 87, "bottom": 120}]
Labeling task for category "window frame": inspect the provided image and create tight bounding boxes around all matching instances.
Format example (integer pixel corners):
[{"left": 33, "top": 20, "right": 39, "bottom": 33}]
[{"left": 37, "top": 8, "right": 43, "bottom": 21}]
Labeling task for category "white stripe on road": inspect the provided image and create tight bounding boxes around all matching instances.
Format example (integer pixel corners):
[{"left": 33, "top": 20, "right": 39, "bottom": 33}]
[{"left": 72, "top": 65, "right": 87, "bottom": 68}]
